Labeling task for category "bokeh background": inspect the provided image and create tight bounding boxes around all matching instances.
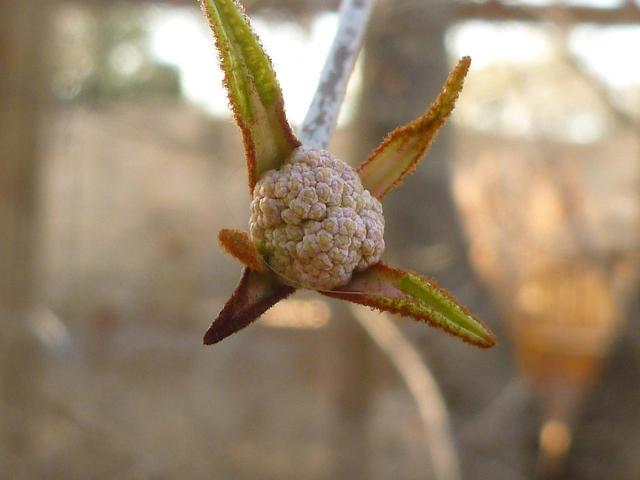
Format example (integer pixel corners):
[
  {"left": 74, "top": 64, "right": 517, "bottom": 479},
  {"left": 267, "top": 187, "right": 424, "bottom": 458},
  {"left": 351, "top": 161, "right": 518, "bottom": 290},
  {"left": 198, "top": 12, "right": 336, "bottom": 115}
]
[{"left": 2, "top": 0, "right": 640, "bottom": 478}]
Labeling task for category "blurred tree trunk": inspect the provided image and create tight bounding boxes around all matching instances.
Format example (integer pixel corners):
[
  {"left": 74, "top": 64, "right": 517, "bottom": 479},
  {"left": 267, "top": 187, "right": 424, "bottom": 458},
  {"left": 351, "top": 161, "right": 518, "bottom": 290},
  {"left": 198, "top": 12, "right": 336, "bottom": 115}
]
[
  {"left": 0, "top": 0, "right": 52, "bottom": 473},
  {"left": 328, "top": 0, "right": 453, "bottom": 477},
  {"left": 354, "top": 0, "right": 460, "bottom": 265}
]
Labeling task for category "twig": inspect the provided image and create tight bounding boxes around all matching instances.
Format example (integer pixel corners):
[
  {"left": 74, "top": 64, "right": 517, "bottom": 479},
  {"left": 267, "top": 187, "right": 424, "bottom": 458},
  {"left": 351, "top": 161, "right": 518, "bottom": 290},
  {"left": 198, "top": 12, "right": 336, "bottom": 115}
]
[
  {"left": 300, "top": 1, "right": 461, "bottom": 477},
  {"left": 350, "top": 305, "right": 462, "bottom": 480},
  {"left": 297, "top": 0, "right": 374, "bottom": 149}
]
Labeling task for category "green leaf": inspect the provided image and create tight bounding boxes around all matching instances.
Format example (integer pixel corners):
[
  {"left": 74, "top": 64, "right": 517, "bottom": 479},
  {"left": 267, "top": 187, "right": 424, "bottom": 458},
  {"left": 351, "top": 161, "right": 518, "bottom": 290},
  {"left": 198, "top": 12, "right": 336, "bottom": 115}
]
[
  {"left": 358, "top": 56, "right": 471, "bottom": 200},
  {"left": 321, "top": 261, "right": 496, "bottom": 349},
  {"left": 203, "top": 267, "right": 296, "bottom": 345},
  {"left": 200, "top": 0, "right": 300, "bottom": 191}
]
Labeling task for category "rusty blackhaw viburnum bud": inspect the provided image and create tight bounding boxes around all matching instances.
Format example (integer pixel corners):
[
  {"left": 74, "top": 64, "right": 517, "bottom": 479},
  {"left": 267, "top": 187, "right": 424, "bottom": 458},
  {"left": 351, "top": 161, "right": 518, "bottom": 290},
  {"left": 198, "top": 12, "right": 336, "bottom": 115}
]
[
  {"left": 199, "top": 0, "right": 497, "bottom": 349},
  {"left": 250, "top": 146, "right": 385, "bottom": 291}
]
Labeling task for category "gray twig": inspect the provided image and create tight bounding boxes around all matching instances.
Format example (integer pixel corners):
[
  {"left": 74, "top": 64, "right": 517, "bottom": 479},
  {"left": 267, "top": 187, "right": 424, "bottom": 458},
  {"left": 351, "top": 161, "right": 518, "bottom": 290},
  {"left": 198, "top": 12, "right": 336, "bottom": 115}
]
[{"left": 298, "top": 0, "right": 374, "bottom": 149}]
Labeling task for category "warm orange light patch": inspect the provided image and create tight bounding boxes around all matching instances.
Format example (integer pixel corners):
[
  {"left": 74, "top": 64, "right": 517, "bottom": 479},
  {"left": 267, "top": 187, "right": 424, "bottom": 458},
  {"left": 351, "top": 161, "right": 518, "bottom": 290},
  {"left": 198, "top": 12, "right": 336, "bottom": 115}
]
[{"left": 261, "top": 299, "right": 330, "bottom": 329}]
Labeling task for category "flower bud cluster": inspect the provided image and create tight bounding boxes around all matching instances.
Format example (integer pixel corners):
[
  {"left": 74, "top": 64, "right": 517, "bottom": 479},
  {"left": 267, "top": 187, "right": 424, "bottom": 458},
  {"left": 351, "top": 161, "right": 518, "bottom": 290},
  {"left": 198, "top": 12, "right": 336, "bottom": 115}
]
[{"left": 250, "top": 146, "right": 385, "bottom": 290}]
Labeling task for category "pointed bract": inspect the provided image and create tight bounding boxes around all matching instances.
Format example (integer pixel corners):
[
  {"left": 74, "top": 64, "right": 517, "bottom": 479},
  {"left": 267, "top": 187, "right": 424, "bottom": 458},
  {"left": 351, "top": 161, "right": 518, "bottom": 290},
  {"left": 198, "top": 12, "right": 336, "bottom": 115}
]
[
  {"left": 203, "top": 268, "right": 297, "bottom": 345},
  {"left": 320, "top": 261, "right": 496, "bottom": 349},
  {"left": 200, "top": 0, "right": 300, "bottom": 191},
  {"left": 218, "top": 229, "right": 268, "bottom": 273},
  {"left": 358, "top": 56, "right": 471, "bottom": 200}
]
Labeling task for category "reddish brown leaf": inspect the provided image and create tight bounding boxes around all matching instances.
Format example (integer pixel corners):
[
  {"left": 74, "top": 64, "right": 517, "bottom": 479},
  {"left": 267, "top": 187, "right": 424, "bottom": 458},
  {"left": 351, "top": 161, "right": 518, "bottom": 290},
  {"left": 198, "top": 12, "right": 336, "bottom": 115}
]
[{"left": 203, "top": 268, "right": 296, "bottom": 345}]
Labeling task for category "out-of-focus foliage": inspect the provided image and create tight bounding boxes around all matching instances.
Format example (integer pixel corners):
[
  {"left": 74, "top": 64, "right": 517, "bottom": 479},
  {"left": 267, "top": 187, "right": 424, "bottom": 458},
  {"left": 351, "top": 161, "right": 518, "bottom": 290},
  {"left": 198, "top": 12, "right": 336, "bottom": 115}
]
[{"left": 52, "top": 4, "right": 180, "bottom": 103}]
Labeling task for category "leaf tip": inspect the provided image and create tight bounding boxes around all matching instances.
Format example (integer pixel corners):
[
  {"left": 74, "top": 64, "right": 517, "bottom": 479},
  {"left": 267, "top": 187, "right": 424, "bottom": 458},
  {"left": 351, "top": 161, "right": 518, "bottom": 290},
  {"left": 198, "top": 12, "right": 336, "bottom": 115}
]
[
  {"left": 398, "top": 272, "right": 496, "bottom": 349},
  {"left": 203, "top": 268, "right": 296, "bottom": 345},
  {"left": 357, "top": 56, "right": 473, "bottom": 201},
  {"left": 218, "top": 229, "right": 268, "bottom": 273}
]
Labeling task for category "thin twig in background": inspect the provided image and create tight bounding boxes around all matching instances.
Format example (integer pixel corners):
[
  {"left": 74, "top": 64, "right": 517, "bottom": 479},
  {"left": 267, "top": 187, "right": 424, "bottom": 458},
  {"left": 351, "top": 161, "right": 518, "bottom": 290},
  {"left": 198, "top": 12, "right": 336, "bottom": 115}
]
[
  {"left": 300, "top": 1, "right": 461, "bottom": 477},
  {"left": 351, "top": 305, "right": 462, "bottom": 480},
  {"left": 298, "top": 0, "right": 374, "bottom": 149},
  {"left": 461, "top": 379, "right": 530, "bottom": 442}
]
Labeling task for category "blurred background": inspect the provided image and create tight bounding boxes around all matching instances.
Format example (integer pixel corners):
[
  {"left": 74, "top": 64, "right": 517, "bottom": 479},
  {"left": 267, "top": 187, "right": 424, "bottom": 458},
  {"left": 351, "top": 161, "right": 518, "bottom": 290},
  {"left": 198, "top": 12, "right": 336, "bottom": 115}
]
[{"left": 2, "top": 0, "right": 640, "bottom": 478}]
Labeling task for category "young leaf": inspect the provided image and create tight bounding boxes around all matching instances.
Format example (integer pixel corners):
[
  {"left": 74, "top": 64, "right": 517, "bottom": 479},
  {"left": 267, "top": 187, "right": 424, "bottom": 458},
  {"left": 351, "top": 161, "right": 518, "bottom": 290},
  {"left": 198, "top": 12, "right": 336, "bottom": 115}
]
[
  {"left": 357, "top": 56, "right": 471, "bottom": 200},
  {"left": 203, "top": 267, "right": 296, "bottom": 345},
  {"left": 200, "top": 0, "right": 300, "bottom": 191},
  {"left": 321, "top": 261, "right": 496, "bottom": 349},
  {"left": 218, "top": 229, "right": 268, "bottom": 273}
]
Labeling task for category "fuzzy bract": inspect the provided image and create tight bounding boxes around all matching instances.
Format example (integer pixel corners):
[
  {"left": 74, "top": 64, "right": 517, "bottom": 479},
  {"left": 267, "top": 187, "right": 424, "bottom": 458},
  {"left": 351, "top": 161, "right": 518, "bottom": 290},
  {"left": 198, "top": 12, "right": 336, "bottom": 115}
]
[{"left": 249, "top": 146, "right": 385, "bottom": 290}]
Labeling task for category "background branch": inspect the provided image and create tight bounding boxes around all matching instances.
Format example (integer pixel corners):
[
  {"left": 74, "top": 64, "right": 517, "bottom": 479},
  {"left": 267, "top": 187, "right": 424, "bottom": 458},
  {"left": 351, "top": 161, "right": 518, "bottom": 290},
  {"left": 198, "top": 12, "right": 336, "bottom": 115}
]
[
  {"left": 300, "top": 2, "right": 461, "bottom": 478},
  {"left": 351, "top": 305, "right": 462, "bottom": 480}
]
